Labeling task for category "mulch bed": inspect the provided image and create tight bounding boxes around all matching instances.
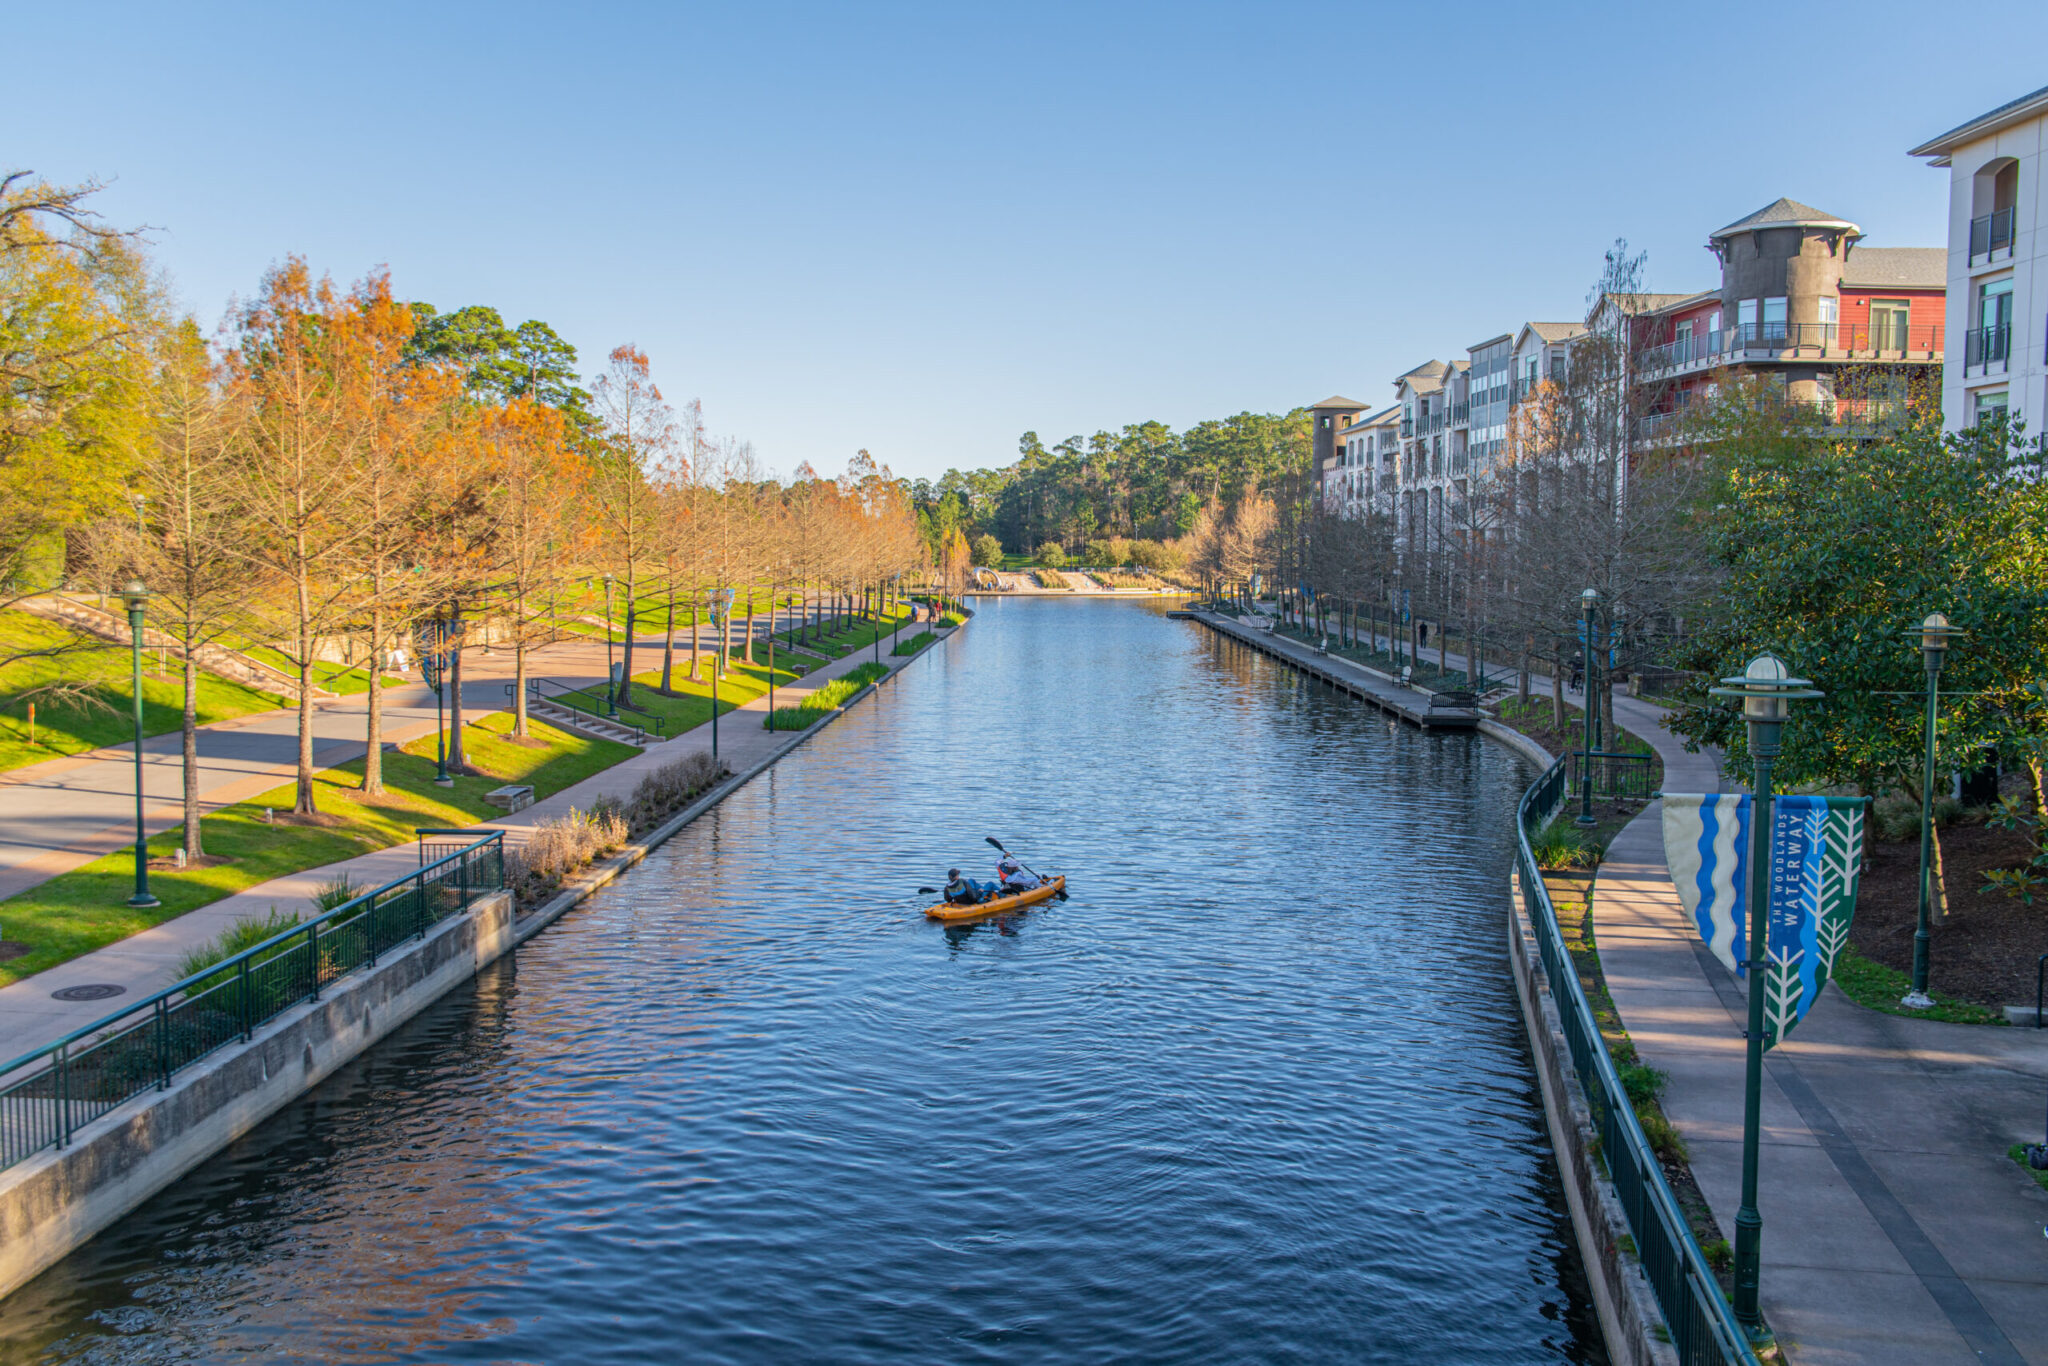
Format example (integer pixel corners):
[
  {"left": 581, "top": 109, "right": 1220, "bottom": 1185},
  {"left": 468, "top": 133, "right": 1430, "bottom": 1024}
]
[{"left": 1853, "top": 824, "right": 2048, "bottom": 1008}]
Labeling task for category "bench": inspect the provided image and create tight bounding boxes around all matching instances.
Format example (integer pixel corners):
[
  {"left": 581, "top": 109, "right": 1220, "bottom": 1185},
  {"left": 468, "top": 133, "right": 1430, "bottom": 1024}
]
[{"left": 485, "top": 784, "right": 535, "bottom": 812}]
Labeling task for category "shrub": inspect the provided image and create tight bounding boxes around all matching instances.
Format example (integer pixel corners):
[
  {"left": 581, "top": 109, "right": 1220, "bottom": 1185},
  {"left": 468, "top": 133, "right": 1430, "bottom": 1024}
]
[
  {"left": 1083, "top": 539, "right": 1118, "bottom": 566},
  {"left": 507, "top": 806, "right": 630, "bottom": 902},
  {"left": 310, "top": 875, "right": 359, "bottom": 915},
  {"left": 175, "top": 908, "right": 304, "bottom": 988},
  {"left": 892, "top": 630, "right": 935, "bottom": 656},
  {"left": 1616, "top": 1062, "right": 1667, "bottom": 1108},
  {"left": 762, "top": 663, "right": 889, "bottom": 730},
  {"left": 1035, "top": 541, "right": 1066, "bottom": 568},
  {"left": 626, "top": 751, "right": 727, "bottom": 829},
  {"left": 1530, "top": 818, "right": 1603, "bottom": 869},
  {"left": 970, "top": 533, "right": 1004, "bottom": 566}
]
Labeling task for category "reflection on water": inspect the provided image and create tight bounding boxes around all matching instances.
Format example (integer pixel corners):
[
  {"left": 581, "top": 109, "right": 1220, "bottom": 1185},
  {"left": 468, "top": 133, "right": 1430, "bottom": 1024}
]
[{"left": 3, "top": 598, "right": 1604, "bottom": 1365}]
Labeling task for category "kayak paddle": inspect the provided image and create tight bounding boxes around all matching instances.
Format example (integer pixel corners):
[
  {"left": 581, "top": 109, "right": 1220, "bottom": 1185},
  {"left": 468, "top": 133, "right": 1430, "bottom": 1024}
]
[{"left": 984, "top": 836, "right": 1068, "bottom": 900}]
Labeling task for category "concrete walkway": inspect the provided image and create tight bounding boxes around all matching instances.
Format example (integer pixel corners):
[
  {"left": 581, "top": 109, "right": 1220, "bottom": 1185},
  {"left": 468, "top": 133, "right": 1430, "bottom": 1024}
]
[
  {"left": 0, "top": 622, "right": 943, "bottom": 1059},
  {"left": 1227, "top": 608, "right": 2048, "bottom": 1360},
  {"left": 1588, "top": 730, "right": 2048, "bottom": 1362}
]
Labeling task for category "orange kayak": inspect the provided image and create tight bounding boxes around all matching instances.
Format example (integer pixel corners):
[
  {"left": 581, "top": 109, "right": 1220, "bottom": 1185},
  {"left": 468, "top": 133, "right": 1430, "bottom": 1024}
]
[{"left": 925, "top": 876, "right": 1066, "bottom": 922}]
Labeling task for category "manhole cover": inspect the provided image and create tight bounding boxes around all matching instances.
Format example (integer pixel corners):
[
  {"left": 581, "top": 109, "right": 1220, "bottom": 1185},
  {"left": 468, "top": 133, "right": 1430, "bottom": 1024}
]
[{"left": 51, "top": 983, "right": 126, "bottom": 1002}]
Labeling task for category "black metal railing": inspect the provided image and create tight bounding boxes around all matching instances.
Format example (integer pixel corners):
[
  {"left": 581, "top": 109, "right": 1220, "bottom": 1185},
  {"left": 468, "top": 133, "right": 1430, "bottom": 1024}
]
[
  {"left": 1517, "top": 761, "right": 1756, "bottom": 1365},
  {"left": 1566, "top": 748, "right": 1658, "bottom": 800},
  {"left": 0, "top": 832, "right": 506, "bottom": 1173},
  {"left": 1966, "top": 324, "right": 2011, "bottom": 370},
  {"left": 1970, "top": 208, "right": 2016, "bottom": 264},
  {"left": 1641, "top": 323, "right": 1946, "bottom": 372},
  {"left": 518, "top": 678, "right": 665, "bottom": 740}
]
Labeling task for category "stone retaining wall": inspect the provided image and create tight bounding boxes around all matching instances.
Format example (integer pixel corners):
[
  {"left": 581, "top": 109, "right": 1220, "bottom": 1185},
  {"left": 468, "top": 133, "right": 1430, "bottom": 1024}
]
[{"left": 1508, "top": 867, "right": 1680, "bottom": 1366}]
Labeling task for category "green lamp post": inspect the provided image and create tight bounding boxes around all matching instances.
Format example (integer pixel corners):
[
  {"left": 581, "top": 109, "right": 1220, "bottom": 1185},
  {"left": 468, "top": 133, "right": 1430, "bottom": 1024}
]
[
  {"left": 1904, "top": 611, "right": 1964, "bottom": 1009},
  {"left": 710, "top": 588, "right": 733, "bottom": 762},
  {"left": 601, "top": 573, "right": 618, "bottom": 716},
  {"left": 1577, "top": 588, "right": 1600, "bottom": 827},
  {"left": 1709, "top": 652, "right": 1823, "bottom": 1334},
  {"left": 118, "top": 580, "right": 160, "bottom": 909}
]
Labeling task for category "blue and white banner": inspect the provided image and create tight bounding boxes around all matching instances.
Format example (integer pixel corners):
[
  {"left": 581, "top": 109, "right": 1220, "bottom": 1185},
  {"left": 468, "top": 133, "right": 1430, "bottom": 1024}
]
[{"left": 1661, "top": 794, "right": 1866, "bottom": 1048}]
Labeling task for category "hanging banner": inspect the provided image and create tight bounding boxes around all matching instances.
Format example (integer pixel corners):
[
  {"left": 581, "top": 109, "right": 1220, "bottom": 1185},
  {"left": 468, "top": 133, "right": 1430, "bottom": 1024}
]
[{"left": 1660, "top": 794, "right": 1866, "bottom": 1048}]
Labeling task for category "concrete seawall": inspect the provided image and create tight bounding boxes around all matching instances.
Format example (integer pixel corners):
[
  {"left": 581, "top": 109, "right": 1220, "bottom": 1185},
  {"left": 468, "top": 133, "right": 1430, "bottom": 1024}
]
[
  {"left": 1510, "top": 870, "right": 1680, "bottom": 1366},
  {"left": 0, "top": 888, "right": 518, "bottom": 1299}
]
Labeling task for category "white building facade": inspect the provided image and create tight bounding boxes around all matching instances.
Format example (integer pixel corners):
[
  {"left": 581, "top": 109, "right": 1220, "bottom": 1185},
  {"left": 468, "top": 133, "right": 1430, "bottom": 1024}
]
[{"left": 1912, "top": 83, "right": 2048, "bottom": 433}]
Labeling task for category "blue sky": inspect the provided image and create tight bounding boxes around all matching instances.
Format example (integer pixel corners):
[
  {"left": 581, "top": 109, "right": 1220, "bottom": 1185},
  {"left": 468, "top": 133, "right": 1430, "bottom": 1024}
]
[{"left": 13, "top": 2, "right": 2048, "bottom": 481}]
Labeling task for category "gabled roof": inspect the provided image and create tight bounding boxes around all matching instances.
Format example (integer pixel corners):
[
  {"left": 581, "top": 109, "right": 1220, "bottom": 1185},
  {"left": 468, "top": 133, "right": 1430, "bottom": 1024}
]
[
  {"left": 1309, "top": 394, "right": 1369, "bottom": 411},
  {"left": 1397, "top": 360, "right": 1448, "bottom": 380},
  {"left": 1841, "top": 246, "right": 1947, "bottom": 290},
  {"left": 1910, "top": 83, "right": 2048, "bottom": 162},
  {"left": 1586, "top": 292, "right": 1699, "bottom": 325},
  {"left": 1521, "top": 321, "right": 1586, "bottom": 344},
  {"left": 1709, "top": 197, "right": 1861, "bottom": 240},
  {"left": 1641, "top": 290, "right": 1721, "bottom": 318},
  {"left": 1446, "top": 358, "right": 1470, "bottom": 373},
  {"left": 1338, "top": 404, "right": 1401, "bottom": 434}
]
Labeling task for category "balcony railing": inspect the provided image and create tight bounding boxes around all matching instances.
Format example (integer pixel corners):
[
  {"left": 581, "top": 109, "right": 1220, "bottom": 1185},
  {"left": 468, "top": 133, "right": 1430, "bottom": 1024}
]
[
  {"left": 1400, "top": 418, "right": 1414, "bottom": 438},
  {"left": 1636, "top": 395, "right": 1916, "bottom": 442},
  {"left": 1451, "top": 401, "right": 1469, "bottom": 425},
  {"left": 1639, "top": 323, "right": 1945, "bottom": 372},
  {"left": 1969, "top": 208, "right": 2016, "bottom": 265},
  {"left": 1965, "top": 324, "right": 2011, "bottom": 371}
]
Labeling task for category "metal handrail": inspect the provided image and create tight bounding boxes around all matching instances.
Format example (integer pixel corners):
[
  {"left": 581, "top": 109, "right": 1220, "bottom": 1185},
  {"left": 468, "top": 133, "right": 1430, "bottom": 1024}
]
[
  {"left": 0, "top": 831, "right": 506, "bottom": 1171},
  {"left": 1966, "top": 325, "right": 2012, "bottom": 370},
  {"left": 1517, "top": 759, "right": 1757, "bottom": 1364},
  {"left": 517, "top": 678, "right": 662, "bottom": 740},
  {"left": 1970, "top": 208, "right": 2016, "bottom": 263}
]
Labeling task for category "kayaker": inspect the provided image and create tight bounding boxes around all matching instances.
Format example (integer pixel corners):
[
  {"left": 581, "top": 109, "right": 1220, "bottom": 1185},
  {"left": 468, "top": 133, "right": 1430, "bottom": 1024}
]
[
  {"left": 996, "top": 855, "right": 1037, "bottom": 892},
  {"left": 943, "top": 869, "right": 986, "bottom": 905}
]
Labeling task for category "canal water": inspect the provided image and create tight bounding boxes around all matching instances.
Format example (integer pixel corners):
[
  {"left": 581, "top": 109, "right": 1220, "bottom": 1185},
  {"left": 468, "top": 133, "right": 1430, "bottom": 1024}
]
[{"left": 3, "top": 598, "right": 1604, "bottom": 1364}]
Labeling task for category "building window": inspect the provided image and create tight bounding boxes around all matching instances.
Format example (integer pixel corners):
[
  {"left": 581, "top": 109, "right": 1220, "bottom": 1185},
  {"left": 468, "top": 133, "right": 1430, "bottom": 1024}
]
[
  {"left": 1871, "top": 299, "right": 1910, "bottom": 351},
  {"left": 1707, "top": 309, "right": 1721, "bottom": 335},
  {"left": 1817, "top": 296, "right": 1838, "bottom": 345},
  {"left": 1975, "top": 278, "right": 2014, "bottom": 367},
  {"left": 1762, "top": 296, "right": 1787, "bottom": 342},
  {"left": 1738, "top": 299, "right": 1758, "bottom": 342}
]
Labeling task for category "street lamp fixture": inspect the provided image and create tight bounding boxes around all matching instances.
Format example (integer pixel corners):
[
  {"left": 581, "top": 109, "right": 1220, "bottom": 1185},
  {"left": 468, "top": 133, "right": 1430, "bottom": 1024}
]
[
  {"left": 118, "top": 580, "right": 160, "bottom": 909},
  {"left": 1904, "top": 611, "right": 1966, "bottom": 1009},
  {"left": 1709, "top": 652, "right": 1823, "bottom": 1335}
]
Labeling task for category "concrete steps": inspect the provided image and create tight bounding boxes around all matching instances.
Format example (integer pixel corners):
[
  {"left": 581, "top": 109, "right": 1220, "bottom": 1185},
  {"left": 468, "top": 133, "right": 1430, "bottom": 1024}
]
[{"left": 15, "top": 597, "right": 331, "bottom": 703}]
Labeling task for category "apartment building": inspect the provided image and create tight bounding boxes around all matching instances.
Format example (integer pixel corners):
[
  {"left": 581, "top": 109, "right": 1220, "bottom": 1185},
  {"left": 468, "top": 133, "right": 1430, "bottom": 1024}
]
[
  {"left": 1309, "top": 395, "right": 1370, "bottom": 509},
  {"left": 1331, "top": 405, "right": 1400, "bottom": 517},
  {"left": 1912, "top": 83, "right": 2048, "bottom": 432},
  {"left": 1624, "top": 199, "right": 1945, "bottom": 432}
]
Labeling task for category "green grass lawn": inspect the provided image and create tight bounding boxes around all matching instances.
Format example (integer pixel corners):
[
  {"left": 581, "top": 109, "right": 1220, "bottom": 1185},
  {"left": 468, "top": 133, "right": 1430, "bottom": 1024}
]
[
  {"left": 774, "top": 608, "right": 915, "bottom": 660},
  {"left": 217, "top": 635, "right": 404, "bottom": 696},
  {"left": 0, "top": 712, "right": 635, "bottom": 988},
  {"left": 0, "top": 611, "right": 288, "bottom": 775}
]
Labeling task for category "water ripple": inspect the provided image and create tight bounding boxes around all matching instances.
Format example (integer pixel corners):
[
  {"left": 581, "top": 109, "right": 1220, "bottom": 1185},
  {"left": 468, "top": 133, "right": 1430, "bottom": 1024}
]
[{"left": 4, "top": 598, "right": 1604, "bottom": 1365}]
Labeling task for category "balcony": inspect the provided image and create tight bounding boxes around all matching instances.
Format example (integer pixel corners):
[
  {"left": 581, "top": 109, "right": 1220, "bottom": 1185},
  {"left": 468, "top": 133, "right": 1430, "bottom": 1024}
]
[
  {"left": 1969, "top": 208, "right": 2016, "bottom": 265},
  {"left": 1639, "top": 323, "right": 1945, "bottom": 373},
  {"left": 1450, "top": 401, "right": 1470, "bottom": 426},
  {"left": 1635, "top": 395, "right": 1916, "bottom": 443},
  {"left": 1400, "top": 418, "right": 1414, "bottom": 438},
  {"left": 1965, "top": 324, "right": 2011, "bottom": 372}
]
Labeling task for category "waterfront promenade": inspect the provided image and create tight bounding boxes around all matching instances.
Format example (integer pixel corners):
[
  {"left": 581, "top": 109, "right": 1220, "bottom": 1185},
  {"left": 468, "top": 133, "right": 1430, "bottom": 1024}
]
[
  {"left": 1203, "top": 606, "right": 2048, "bottom": 1362},
  {"left": 0, "top": 622, "right": 937, "bottom": 1058}
]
